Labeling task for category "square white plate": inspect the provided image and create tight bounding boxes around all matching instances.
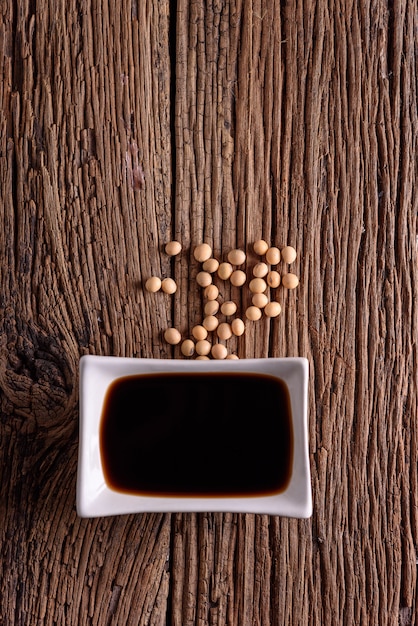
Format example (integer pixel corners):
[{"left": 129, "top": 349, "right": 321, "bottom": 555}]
[{"left": 76, "top": 355, "right": 312, "bottom": 518}]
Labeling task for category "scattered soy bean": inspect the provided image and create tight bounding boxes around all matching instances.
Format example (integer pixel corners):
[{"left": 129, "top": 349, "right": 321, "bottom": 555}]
[
  {"left": 164, "top": 327, "right": 181, "bottom": 345},
  {"left": 282, "top": 273, "right": 299, "bottom": 289},
  {"left": 211, "top": 343, "right": 228, "bottom": 359},
  {"left": 204, "top": 300, "right": 220, "bottom": 315},
  {"left": 196, "top": 271, "right": 212, "bottom": 287},
  {"left": 204, "top": 284, "right": 219, "bottom": 300},
  {"left": 217, "top": 322, "right": 232, "bottom": 340},
  {"left": 148, "top": 242, "right": 299, "bottom": 358},
  {"left": 196, "top": 355, "right": 210, "bottom": 360},
  {"left": 253, "top": 239, "right": 269, "bottom": 255},
  {"left": 145, "top": 276, "right": 162, "bottom": 293},
  {"left": 252, "top": 293, "right": 268, "bottom": 308},
  {"left": 230, "top": 270, "right": 246, "bottom": 287},
  {"left": 245, "top": 306, "right": 262, "bottom": 321},
  {"left": 165, "top": 241, "right": 182, "bottom": 256},
  {"left": 220, "top": 301, "right": 237, "bottom": 316},
  {"left": 218, "top": 262, "right": 233, "bottom": 280},
  {"left": 203, "top": 315, "right": 219, "bottom": 331},
  {"left": 181, "top": 339, "right": 195, "bottom": 357},
  {"left": 253, "top": 262, "right": 268, "bottom": 278},
  {"left": 161, "top": 277, "right": 177, "bottom": 294},
  {"left": 281, "top": 245, "right": 297, "bottom": 264},
  {"left": 264, "top": 301, "right": 282, "bottom": 317},
  {"left": 194, "top": 243, "right": 212, "bottom": 262},
  {"left": 227, "top": 248, "right": 246, "bottom": 266},
  {"left": 266, "top": 246, "right": 281, "bottom": 265},
  {"left": 196, "top": 339, "right": 211, "bottom": 356},
  {"left": 249, "top": 278, "right": 267, "bottom": 293},
  {"left": 231, "top": 318, "right": 245, "bottom": 336},
  {"left": 267, "top": 271, "right": 281, "bottom": 288},
  {"left": 192, "top": 325, "right": 208, "bottom": 341},
  {"left": 202, "top": 258, "right": 219, "bottom": 273}
]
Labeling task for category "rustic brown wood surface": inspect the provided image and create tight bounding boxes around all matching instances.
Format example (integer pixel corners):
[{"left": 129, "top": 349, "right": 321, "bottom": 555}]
[{"left": 1, "top": 0, "right": 417, "bottom": 624}]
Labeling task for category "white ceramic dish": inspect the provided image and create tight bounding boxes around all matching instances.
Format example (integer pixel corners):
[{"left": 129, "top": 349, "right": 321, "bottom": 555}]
[{"left": 76, "top": 355, "right": 312, "bottom": 518}]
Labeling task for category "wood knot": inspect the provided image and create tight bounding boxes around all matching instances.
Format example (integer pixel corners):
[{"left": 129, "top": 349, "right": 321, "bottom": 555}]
[{"left": 1, "top": 318, "right": 76, "bottom": 433}]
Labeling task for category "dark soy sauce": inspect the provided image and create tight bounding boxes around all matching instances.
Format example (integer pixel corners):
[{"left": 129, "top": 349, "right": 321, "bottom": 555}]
[{"left": 99, "top": 372, "right": 293, "bottom": 497}]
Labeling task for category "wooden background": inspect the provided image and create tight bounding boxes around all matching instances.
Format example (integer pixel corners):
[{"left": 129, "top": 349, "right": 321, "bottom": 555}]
[{"left": 1, "top": 0, "right": 417, "bottom": 624}]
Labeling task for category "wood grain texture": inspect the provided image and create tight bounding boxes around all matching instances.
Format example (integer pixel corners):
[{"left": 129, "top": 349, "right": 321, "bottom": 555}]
[{"left": 1, "top": 0, "right": 417, "bottom": 625}]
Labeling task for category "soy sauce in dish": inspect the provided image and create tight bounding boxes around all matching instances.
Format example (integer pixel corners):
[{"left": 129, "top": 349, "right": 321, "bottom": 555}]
[{"left": 99, "top": 372, "right": 293, "bottom": 497}]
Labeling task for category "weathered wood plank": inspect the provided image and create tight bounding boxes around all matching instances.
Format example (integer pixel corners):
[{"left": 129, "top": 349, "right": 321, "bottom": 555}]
[
  {"left": 1, "top": 1, "right": 173, "bottom": 625},
  {"left": 172, "top": 0, "right": 418, "bottom": 624}
]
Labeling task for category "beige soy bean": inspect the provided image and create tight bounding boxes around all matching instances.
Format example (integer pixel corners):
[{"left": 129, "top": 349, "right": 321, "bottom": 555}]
[
  {"left": 211, "top": 343, "right": 228, "bottom": 360},
  {"left": 266, "top": 246, "right": 281, "bottom": 265},
  {"left": 231, "top": 318, "right": 245, "bottom": 336},
  {"left": 220, "top": 301, "right": 237, "bottom": 316},
  {"left": 204, "top": 284, "right": 219, "bottom": 300},
  {"left": 164, "top": 328, "right": 182, "bottom": 345},
  {"left": 282, "top": 273, "right": 299, "bottom": 289},
  {"left": 196, "top": 271, "right": 212, "bottom": 287},
  {"left": 249, "top": 278, "right": 267, "bottom": 293},
  {"left": 281, "top": 245, "right": 297, "bottom": 264},
  {"left": 192, "top": 325, "right": 208, "bottom": 341},
  {"left": 193, "top": 243, "right": 212, "bottom": 262},
  {"left": 202, "top": 258, "right": 219, "bottom": 273},
  {"left": 203, "top": 315, "right": 219, "bottom": 331},
  {"left": 161, "top": 277, "right": 177, "bottom": 294},
  {"left": 253, "top": 239, "right": 269, "bottom": 255},
  {"left": 165, "top": 241, "right": 182, "bottom": 256},
  {"left": 245, "top": 306, "right": 262, "bottom": 321},
  {"left": 145, "top": 276, "right": 162, "bottom": 293},
  {"left": 253, "top": 262, "right": 268, "bottom": 278},
  {"left": 227, "top": 248, "right": 246, "bottom": 266},
  {"left": 217, "top": 262, "right": 233, "bottom": 280},
  {"left": 204, "top": 300, "right": 220, "bottom": 316},
  {"left": 196, "top": 355, "right": 210, "bottom": 360},
  {"left": 226, "top": 354, "right": 239, "bottom": 360},
  {"left": 252, "top": 293, "right": 268, "bottom": 308},
  {"left": 264, "top": 301, "right": 282, "bottom": 317},
  {"left": 267, "top": 271, "right": 281, "bottom": 288},
  {"left": 217, "top": 322, "right": 232, "bottom": 340},
  {"left": 181, "top": 339, "right": 195, "bottom": 357},
  {"left": 196, "top": 340, "right": 212, "bottom": 356},
  {"left": 230, "top": 270, "right": 246, "bottom": 287}
]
